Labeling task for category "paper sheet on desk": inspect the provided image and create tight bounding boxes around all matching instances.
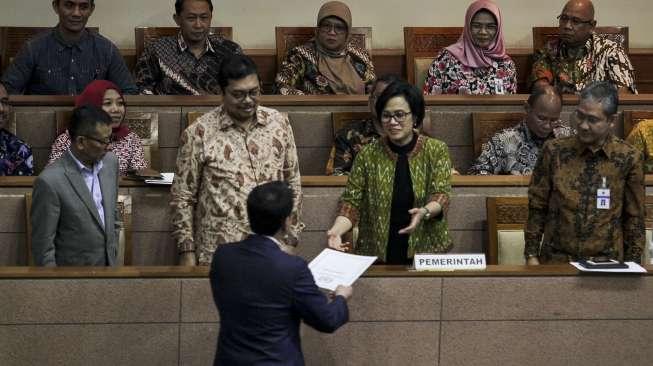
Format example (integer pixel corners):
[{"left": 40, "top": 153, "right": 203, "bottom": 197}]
[
  {"left": 308, "top": 249, "right": 377, "bottom": 291},
  {"left": 145, "top": 173, "right": 174, "bottom": 185},
  {"left": 570, "top": 261, "right": 647, "bottom": 273}
]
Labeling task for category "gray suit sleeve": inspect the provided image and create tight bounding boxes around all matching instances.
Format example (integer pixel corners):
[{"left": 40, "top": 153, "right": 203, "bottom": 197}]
[{"left": 31, "top": 177, "right": 60, "bottom": 266}]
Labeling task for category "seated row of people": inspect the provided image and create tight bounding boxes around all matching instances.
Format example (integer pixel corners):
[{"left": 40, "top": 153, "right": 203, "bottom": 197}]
[
  {"left": 26, "top": 54, "right": 645, "bottom": 268},
  {"left": 0, "top": 0, "right": 637, "bottom": 106}
]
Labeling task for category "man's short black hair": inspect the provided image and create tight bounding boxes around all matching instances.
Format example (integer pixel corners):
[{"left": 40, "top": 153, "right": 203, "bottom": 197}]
[
  {"left": 247, "top": 181, "right": 294, "bottom": 237},
  {"left": 580, "top": 81, "right": 619, "bottom": 117},
  {"left": 175, "top": 0, "right": 213, "bottom": 14},
  {"left": 68, "top": 105, "right": 112, "bottom": 139},
  {"left": 217, "top": 54, "right": 259, "bottom": 91},
  {"left": 375, "top": 79, "right": 425, "bottom": 129}
]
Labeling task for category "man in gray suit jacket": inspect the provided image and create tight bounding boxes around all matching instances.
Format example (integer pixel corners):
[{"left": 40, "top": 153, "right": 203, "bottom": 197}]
[{"left": 31, "top": 105, "right": 120, "bottom": 266}]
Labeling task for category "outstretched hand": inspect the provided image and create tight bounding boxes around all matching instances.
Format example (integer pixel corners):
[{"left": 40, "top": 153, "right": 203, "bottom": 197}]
[{"left": 398, "top": 208, "right": 425, "bottom": 235}]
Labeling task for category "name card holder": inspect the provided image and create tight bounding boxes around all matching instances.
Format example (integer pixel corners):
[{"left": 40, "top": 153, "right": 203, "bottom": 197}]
[{"left": 414, "top": 254, "right": 486, "bottom": 271}]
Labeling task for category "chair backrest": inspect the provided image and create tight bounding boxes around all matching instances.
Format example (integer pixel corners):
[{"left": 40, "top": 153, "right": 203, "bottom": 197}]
[
  {"left": 275, "top": 26, "right": 372, "bottom": 72},
  {"left": 487, "top": 196, "right": 653, "bottom": 265},
  {"left": 403, "top": 27, "right": 463, "bottom": 87},
  {"left": 134, "top": 26, "right": 233, "bottom": 61},
  {"left": 0, "top": 27, "right": 99, "bottom": 73},
  {"left": 472, "top": 112, "right": 526, "bottom": 156},
  {"left": 186, "top": 111, "right": 206, "bottom": 128},
  {"left": 24, "top": 192, "right": 33, "bottom": 266},
  {"left": 623, "top": 111, "right": 653, "bottom": 138},
  {"left": 55, "top": 110, "right": 160, "bottom": 170},
  {"left": 532, "top": 26, "right": 629, "bottom": 53}
]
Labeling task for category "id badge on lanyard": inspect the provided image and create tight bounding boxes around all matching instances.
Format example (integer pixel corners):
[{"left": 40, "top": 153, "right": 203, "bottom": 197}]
[
  {"left": 494, "top": 77, "right": 505, "bottom": 94},
  {"left": 597, "top": 177, "right": 610, "bottom": 210}
]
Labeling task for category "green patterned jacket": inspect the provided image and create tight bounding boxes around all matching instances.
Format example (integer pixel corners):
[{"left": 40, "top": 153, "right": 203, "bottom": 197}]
[{"left": 339, "top": 134, "right": 453, "bottom": 260}]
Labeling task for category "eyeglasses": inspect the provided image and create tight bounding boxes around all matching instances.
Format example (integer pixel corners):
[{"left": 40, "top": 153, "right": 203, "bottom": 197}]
[
  {"left": 381, "top": 111, "right": 412, "bottom": 124},
  {"left": 318, "top": 22, "right": 348, "bottom": 35},
  {"left": 470, "top": 22, "right": 498, "bottom": 33},
  {"left": 557, "top": 14, "right": 594, "bottom": 27},
  {"left": 82, "top": 135, "right": 112, "bottom": 146},
  {"left": 227, "top": 88, "right": 261, "bottom": 101}
]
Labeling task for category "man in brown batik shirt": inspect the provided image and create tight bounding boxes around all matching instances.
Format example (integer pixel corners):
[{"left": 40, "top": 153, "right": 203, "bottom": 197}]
[{"left": 525, "top": 81, "right": 645, "bottom": 265}]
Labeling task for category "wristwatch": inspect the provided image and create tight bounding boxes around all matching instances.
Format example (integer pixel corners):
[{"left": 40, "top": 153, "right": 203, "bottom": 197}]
[{"left": 422, "top": 206, "right": 431, "bottom": 220}]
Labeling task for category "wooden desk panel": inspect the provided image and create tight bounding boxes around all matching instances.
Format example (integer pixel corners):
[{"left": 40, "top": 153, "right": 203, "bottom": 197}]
[{"left": 0, "top": 269, "right": 652, "bottom": 366}]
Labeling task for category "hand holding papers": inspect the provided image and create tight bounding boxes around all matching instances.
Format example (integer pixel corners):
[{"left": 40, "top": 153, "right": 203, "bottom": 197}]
[{"left": 308, "top": 249, "right": 376, "bottom": 291}]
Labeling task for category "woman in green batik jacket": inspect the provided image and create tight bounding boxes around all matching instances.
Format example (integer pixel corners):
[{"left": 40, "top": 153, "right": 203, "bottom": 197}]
[{"left": 326, "top": 80, "right": 453, "bottom": 265}]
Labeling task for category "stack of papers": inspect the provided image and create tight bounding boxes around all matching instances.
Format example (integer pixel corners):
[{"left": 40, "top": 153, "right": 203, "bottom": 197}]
[
  {"left": 145, "top": 172, "right": 174, "bottom": 185},
  {"left": 308, "top": 249, "right": 377, "bottom": 291},
  {"left": 571, "top": 261, "right": 647, "bottom": 273}
]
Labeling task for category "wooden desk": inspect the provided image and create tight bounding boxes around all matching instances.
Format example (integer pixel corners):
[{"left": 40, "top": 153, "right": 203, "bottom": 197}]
[{"left": 0, "top": 266, "right": 651, "bottom": 366}]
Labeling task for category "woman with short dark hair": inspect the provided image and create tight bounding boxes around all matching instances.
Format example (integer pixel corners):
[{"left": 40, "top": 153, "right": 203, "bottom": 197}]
[
  {"left": 327, "top": 80, "right": 453, "bottom": 264},
  {"left": 423, "top": 0, "right": 516, "bottom": 95}
]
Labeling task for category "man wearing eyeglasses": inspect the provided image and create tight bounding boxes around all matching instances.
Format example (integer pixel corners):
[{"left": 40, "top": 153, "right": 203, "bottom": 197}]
[
  {"left": 530, "top": 0, "right": 636, "bottom": 94},
  {"left": 274, "top": 1, "right": 375, "bottom": 95},
  {"left": 171, "top": 54, "right": 303, "bottom": 266},
  {"left": 525, "top": 82, "right": 645, "bottom": 265},
  {"left": 468, "top": 84, "right": 573, "bottom": 175},
  {"left": 31, "top": 105, "right": 120, "bottom": 266}
]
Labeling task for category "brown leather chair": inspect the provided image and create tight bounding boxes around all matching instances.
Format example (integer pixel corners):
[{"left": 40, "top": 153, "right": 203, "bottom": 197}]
[
  {"left": 0, "top": 27, "right": 99, "bottom": 72},
  {"left": 403, "top": 27, "right": 462, "bottom": 88},
  {"left": 472, "top": 112, "right": 526, "bottom": 156},
  {"left": 487, "top": 196, "right": 653, "bottom": 265},
  {"left": 134, "top": 26, "right": 233, "bottom": 61},
  {"left": 532, "top": 26, "right": 629, "bottom": 53},
  {"left": 274, "top": 26, "right": 372, "bottom": 72}
]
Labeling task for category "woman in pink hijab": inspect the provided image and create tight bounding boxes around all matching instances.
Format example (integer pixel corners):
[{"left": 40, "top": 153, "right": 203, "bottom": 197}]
[{"left": 423, "top": 0, "right": 517, "bottom": 95}]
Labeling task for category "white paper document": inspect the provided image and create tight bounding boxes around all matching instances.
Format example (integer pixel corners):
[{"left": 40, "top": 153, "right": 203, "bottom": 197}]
[
  {"left": 308, "top": 249, "right": 377, "bottom": 291},
  {"left": 570, "top": 261, "right": 648, "bottom": 273},
  {"left": 145, "top": 172, "right": 174, "bottom": 185}
]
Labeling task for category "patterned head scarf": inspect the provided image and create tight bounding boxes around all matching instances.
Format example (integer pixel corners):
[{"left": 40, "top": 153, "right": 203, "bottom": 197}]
[
  {"left": 446, "top": 0, "right": 509, "bottom": 68},
  {"left": 75, "top": 80, "right": 130, "bottom": 139}
]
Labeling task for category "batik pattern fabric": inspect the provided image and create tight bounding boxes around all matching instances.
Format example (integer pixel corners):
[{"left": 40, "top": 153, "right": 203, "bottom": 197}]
[
  {"left": 48, "top": 131, "right": 147, "bottom": 175},
  {"left": 274, "top": 40, "right": 375, "bottom": 95},
  {"left": 135, "top": 33, "right": 242, "bottom": 95},
  {"left": 326, "top": 118, "right": 379, "bottom": 175},
  {"left": 525, "top": 135, "right": 645, "bottom": 263},
  {"left": 468, "top": 121, "right": 573, "bottom": 175},
  {"left": 338, "top": 135, "right": 453, "bottom": 260},
  {"left": 423, "top": 49, "right": 517, "bottom": 95},
  {"left": 0, "top": 128, "right": 33, "bottom": 176},
  {"left": 625, "top": 119, "right": 653, "bottom": 173},
  {"left": 170, "top": 105, "right": 304, "bottom": 265},
  {"left": 530, "top": 33, "right": 636, "bottom": 94}
]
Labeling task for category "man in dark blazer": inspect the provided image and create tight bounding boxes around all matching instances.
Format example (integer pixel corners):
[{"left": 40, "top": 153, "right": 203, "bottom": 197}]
[
  {"left": 31, "top": 105, "right": 120, "bottom": 266},
  {"left": 210, "top": 181, "right": 352, "bottom": 366}
]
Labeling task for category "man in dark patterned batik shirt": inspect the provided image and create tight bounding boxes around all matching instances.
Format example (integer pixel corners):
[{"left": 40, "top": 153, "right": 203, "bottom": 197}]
[
  {"left": 530, "top": 0, "right": 636, "bottom": 94},
  {"left": 468, "top": 84, "right": 573, "bottom": 175},
  {"left": 525, "top": 82, "right": 645, "bottom": 265},
  {"left": 134, "top": 0, "right": 242, "bottom": 95},
  {"left": 325, "top": 74, "right": 399, "bottom": 175}
]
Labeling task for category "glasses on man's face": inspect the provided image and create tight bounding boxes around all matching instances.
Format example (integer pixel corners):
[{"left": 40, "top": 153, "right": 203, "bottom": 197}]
[
  {"left": 381, "top": 111, "right": 412, "bottom": 124},
  {"left": 227, "top": 88, "right": 261, "bottom": 101},
  {"left": 83, "top": 135, "right": 111, "bottom": 147},
  {"left": 557, "top": 14, "right": 594, "bottom": 27},
  {"left": 318, "top": 22, "right": 348, "bottom": 35}
]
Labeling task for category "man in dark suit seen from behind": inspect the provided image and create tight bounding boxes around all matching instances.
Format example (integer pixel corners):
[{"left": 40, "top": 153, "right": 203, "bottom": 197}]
[
  {"left": 210, "top": 181, "right": 352, "bottom": 366},
  {"left": 31, "top": 105, "right": 120, "bottom": 266}
]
